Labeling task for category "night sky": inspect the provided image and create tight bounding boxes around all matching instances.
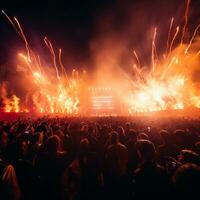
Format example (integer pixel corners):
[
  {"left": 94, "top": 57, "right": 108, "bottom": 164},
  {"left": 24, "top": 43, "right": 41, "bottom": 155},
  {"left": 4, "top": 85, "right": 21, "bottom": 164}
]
[{"left": 1, "top": 0, "right": 200, "bottom": 70}]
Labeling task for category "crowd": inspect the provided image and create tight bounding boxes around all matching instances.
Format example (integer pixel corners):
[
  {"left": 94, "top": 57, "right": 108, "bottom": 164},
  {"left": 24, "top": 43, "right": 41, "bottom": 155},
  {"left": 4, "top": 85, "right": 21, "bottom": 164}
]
[{"left": 1, "top": 116, "right": 200, "bottom": 200}]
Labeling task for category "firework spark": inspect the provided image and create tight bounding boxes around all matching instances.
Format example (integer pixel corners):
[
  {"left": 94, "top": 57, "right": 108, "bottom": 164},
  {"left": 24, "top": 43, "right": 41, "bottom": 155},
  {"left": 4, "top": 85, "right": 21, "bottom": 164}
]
[
  {"left": 1, "top": 10, "right": 80, "bottom": 114},
  {"left": 1, "top": 0, "right": 200, "bottom": 115}
]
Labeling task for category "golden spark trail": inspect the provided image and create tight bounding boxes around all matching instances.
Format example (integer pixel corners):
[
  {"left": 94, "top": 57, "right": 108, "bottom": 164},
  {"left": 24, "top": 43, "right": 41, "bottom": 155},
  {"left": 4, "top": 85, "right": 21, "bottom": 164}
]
[
  {"left": 36, "top": 54, "right": 43, "bottom": 74},
  {"left": 18, "top": 53, "right": 34, "bottom": 74},
  {"left": 169, "top": 26, "right": 180, "bottom": 53},
  {"left": 161, "top": 56, "right": 176, "bottom": 79},
  {"left": 59, "top": 49, "right": 64, "bottom": 77},
  {"left": 132, "top": 64, "right": 141, "bottom": 79},
  {"left": 133, "top": 50, "right": 141, "bottom": 67},
  {"left": 195, "top": 50, "right": 200, "bottom": 57},
  {"left": 2, "top": 11, "right": 33, "bottom": 72},
  {"left": 2, "top": 10, "right": 21, "bottom": 36},
  {"left": 181, "top": 0, "right": 191, "bottom": 44},
  {"left": 185, "top": 23, "right": 200, "bottom": 54},
  {"left": 58, "top": 48, "right": 69, "bottom": 83},
  {"left": 44, "top": 37, "right": 60, "bottom": 80},
  {"left": 32, "top": 53, "right": 42, "bottom": 74},
  {"left": 166, "top": 17, "right": 174, "bottom": 53},
  {"left": 151, "top": 27, "right": 157, "bottom": 73},
  {"left": 13, "top": 17, "right": 31, "bottom": 61}
]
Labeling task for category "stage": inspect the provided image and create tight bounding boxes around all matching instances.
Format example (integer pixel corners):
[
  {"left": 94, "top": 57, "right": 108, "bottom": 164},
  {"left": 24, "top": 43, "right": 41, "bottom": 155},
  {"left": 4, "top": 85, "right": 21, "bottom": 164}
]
[{"left": 1, "top": 107, "right": 200, "bottom": 121}]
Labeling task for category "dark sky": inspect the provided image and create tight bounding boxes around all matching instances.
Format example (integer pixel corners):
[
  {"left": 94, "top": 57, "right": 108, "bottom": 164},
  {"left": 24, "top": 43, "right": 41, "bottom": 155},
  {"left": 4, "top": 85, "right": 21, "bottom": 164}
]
[{"left": 1, "top": 0, "right": 200, "bottom": 70}]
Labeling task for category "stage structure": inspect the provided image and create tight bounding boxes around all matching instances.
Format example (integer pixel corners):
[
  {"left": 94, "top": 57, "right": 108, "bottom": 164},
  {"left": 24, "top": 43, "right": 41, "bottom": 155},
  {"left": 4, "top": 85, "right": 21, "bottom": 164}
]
[{"left": 86, "top": 87, "right": 123, "bottom": 116}]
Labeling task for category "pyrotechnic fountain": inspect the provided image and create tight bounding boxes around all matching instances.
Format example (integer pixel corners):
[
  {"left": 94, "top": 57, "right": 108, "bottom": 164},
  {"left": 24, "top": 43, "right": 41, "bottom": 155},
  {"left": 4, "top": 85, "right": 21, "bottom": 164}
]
[
  {"left": 1, "top": 11, "right": 80, "bottom": 114},
  {"left": 125, "top": 0, "right": 200, "bottom": 113}
]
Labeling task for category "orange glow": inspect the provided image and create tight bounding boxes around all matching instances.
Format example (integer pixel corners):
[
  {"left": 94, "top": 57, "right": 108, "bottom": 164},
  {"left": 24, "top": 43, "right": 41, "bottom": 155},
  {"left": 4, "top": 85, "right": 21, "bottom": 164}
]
[
  {"left": 1, "top": 6, "right": 200, "bottom": 115},
  {"left": 1, "top": 12, "right": 80, "bottom": 114}
]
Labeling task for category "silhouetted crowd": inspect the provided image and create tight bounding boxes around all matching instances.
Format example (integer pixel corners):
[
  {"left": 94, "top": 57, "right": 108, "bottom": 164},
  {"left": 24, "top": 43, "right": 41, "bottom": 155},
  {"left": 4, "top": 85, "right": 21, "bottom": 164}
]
[{"left": 1, "top": 116, "right": 200, "bottom": 200}]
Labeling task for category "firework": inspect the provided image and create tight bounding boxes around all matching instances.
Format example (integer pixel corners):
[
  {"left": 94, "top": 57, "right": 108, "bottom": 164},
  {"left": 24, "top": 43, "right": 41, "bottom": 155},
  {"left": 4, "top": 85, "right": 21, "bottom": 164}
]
[
  {"left": 1, "top": 0, "right": 200, "bottom": 115},
  {"left": 127, "top": 0, "right": 200, "bottom": 113},
  {"left": 1, "top": 11, "right": 80, "bottom": 114}
]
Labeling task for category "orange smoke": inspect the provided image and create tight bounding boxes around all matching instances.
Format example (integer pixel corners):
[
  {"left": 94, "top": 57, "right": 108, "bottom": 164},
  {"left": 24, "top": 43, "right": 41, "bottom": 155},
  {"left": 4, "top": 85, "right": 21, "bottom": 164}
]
[
  {"left": 127, "top": 37, "right": 200, "bottom": 113},
  {"left": 1, "top": 2, "right": 200, "bottom": 115},
  {"left": 1, "top": 11, "right": 80, "bottom": 114},
  {"left": 0, "top": 83, "right": 20, "bottom": 112}
]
